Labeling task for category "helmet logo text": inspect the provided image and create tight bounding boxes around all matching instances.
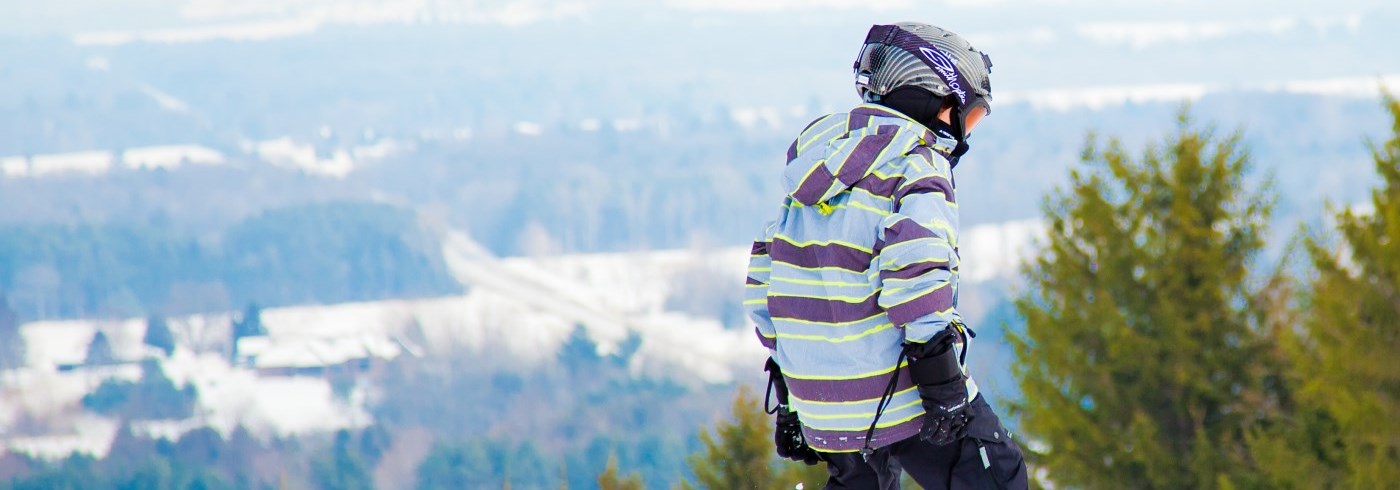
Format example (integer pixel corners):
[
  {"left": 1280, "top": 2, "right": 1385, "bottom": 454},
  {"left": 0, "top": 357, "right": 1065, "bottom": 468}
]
[{"left": 918, "top": 46, "right": 967, "bottom": 105}]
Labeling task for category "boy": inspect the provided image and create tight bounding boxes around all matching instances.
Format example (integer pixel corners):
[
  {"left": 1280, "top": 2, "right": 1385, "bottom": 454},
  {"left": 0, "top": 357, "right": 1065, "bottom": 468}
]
[{"left": 746, "top": 22, "right": 1030, "bottom": 489}]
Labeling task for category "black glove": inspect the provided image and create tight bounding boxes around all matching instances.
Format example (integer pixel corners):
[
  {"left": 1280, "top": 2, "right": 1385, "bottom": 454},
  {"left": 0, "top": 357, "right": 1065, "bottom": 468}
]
[
  {"left": 906, "top": 328, "right": 972, "bottom": 446},
  {"left": 766, "top": 358, "right": 821, "bottom": 465},
  {"left": 774, "top": 406, "right": 821, "bottom": 465}
]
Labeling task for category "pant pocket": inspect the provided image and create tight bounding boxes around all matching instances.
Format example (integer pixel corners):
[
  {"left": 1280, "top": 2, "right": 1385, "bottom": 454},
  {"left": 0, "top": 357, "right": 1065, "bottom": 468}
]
[{"left": 963, "top": 400, "right": 1028, "bottom": 489}]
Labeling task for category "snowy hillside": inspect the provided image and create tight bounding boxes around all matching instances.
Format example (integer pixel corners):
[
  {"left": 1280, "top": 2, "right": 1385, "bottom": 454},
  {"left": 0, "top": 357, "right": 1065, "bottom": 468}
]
[{"left": 0, "top": 219, "right": 1039, "bottom": 460}]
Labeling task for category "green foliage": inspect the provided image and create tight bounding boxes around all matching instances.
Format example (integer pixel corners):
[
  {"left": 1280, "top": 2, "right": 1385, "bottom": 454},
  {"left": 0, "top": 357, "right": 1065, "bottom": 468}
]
[
  {"left": 597, "top": 454, "right": 644, "bottom": 490},
  {"left": 415, "top": 442, "right": 494, "bottom": 489},
  {"left": 82, "top": 361, "right": 197, "bottom": 420},
  {"left": 85, "top": 330, "right": 117, "bottom": 366},
  {"left": 1287, "top": 93, "right": 1400, "bottom": 487},
  {"left": 683, "top": 387, "right": 827, "bottom": 490},
  {"left": 0, "top": 441, "right": 235, "bottom": 490},
  {"left": 311, "top": 430, "right": 373, "bottom": 490},
  {"left": 144, "top": 315, "right": 176, "bottom": 356},
  {"left": 1011, "top": 110, "right": 1282, "bottom": 489}
]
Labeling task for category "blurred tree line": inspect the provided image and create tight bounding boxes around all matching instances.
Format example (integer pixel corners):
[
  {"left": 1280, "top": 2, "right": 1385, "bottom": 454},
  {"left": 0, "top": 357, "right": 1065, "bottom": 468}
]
[
  {"left": 1012, "top": 96, "right": 1400, "bottom": 489},
  {"left": 0, "top": 201, "right": 459, "bottom": 322}
]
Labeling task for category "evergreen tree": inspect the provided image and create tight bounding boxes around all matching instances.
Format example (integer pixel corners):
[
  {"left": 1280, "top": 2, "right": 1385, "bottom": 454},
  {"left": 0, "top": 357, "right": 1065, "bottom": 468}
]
[
  {"left": 1292, "top": 94, "right": 1400, "bottom": 487},
  {"left": 86, "top": 330, "right": 118, "bottom": 366},
  {"left": 144, "top": 315, "right": 176, "bottom": 356},
  {"left": 683, "top": 387, "right": 827, "bottom": 490},
  {"left": 230, "top": 303, "right": 266, "bottom": 358},
  {"left": 597, "top": 454, "right": 643, "bottom": 490},
  {"left": 232, "top": 303, "right": 266, "bottom": 339},
  {"left": 416, "top": 442, "right": 493, "bottom": 489},
  {"left": 312, "top": 429, "right": 373, "bottom": 490},
  {"left": 1010, "top": 112, "right": 1281, "bottom": 489}
]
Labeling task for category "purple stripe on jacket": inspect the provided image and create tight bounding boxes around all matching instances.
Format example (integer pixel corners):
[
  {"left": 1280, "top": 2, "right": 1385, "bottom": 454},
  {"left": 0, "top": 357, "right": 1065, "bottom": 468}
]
[
  {"left": 884, "top": 285, "right": 955, "bottom": 327},
  {"left": 882, "top": 260, "right": 947, "bottom": 281},
  {"left": 767, "top": 293, "right": 882, "bottom": 324},
  {"left": 751, "top": 240, "right": 769, "bottom": 255},
  {"left": 770, "top": 239, "right": 874, "bottom": 273},
  {"left": 896, "top": 175, "right": 957, "bottom": 204},
  {"left": 852, "top": 174, "right": 903, "bottom": 199},
  {"left": 803, "top": 416, "right": 923, "bottom": 452},
  {"left": 847, "top": 112, "right": 873, "bottom": 131},
  {"left": 755, "top": 327, "right": 777, "bottom": 350},
  {"left": 884, "top": 218, "right": 937, "bottom": 245},
  {"left": 792, "top": 163, "right": 837, "bottom": 206},
  {"left": 786, "top": 367, "right": 914, "bottom": 403},
  {"left": 836, "top": 127, "right": 898, "bottom": 186}
]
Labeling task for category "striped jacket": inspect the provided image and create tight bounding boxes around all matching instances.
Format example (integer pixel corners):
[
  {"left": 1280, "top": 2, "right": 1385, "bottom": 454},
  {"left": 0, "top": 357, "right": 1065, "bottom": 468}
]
[{"left": 746, "top": 104, "right": 977, "bottom": 452}]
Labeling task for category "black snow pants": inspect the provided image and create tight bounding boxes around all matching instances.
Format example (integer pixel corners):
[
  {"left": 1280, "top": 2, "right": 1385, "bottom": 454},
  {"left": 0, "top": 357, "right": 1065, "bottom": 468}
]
[{"left": 820, "top": 395, "right": 1028, "bottom": 490}]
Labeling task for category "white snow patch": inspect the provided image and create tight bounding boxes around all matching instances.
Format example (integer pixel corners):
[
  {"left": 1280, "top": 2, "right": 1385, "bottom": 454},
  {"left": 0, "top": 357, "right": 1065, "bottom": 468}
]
[
  {"left": 1076, "top": 17, "right": 1298, "bottom": 49},
  {"left": 350, "top": 139, "right": 402, "bottom": 162},
  {"left": 440, "top": 231, "right": 768, "bottom": 382},
  {"left": 129, "top": 418, "right": 206, "bottom": 441},
  {"left": 1076, "top": 13, "right": 1362, "bottom": 49},
  {"left": 20, "top": 319, "right": 151, "bottom": 368},
  {"left": 1002, "top": 83, "right": 1211, "bottom": 111},
  {"left": 123, "top": 145, "right": 226, "bottom": 170},
  {"left": 253, "top": 137, "right": 354, "bottom": 178},
  {"left": 76, "top": 1, "right": 592, "bottom": 46},
  {"left": 1257, "top": 74, "right": 1400, "bottom": 98},
  {"left": 74, "top": 17, "right": 322, "bottom": 46},
  {"left": 138, "top": 84, "right": 191, "bottom": 113},
  {"left": 0, "top": 156, "right": 27, "bottom": 178},
  {"left": 160, "top": 349, "right": 369, "bottom": 438},
  {"left": 4, "top": 413, "right": 119, "bottom": 459},
  {"left": 28, "top": 151, "right": 113, "bottom": 177},
  {"left": 1004, "top": 74, "right": 1400, "bottom": 111}
]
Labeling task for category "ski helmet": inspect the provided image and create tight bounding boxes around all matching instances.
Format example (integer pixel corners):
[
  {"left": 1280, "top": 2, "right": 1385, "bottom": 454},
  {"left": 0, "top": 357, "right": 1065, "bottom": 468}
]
[{"left": 853, "top": 23, "right": 993, "bottom": 140}]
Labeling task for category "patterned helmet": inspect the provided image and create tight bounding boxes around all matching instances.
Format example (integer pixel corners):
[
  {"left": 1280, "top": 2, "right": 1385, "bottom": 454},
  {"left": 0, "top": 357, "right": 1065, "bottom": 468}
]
[{"left": 853, "top": 23, "right": 993, "bottom": 139}]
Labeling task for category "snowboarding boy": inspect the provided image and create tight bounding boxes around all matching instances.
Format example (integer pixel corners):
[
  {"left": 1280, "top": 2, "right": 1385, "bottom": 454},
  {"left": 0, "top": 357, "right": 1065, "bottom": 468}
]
[{"left": 746, "top": 22, "right": 1030, "bottom": 489}]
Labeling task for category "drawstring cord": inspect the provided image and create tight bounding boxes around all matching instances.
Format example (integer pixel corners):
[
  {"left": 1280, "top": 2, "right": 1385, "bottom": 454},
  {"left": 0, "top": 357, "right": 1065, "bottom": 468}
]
[
  {"left": 860, "top": 343, "right": 912, "bottom": 461},
  {"left": 765, "top": 371, "right": 781, "bottom": 414},
  {"left": 858, "top": 322, "right": 975, "bottom": 461}
]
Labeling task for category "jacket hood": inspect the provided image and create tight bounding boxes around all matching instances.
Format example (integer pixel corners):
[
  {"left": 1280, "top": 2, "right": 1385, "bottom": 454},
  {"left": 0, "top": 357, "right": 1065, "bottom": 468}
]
[{"left": 782, "top": 104, "right": 941, "bottom": 206}]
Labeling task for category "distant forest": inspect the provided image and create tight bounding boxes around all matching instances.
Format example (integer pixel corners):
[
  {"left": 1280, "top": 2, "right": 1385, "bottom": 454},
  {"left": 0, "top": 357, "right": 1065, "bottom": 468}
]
[{"left": 0, "top": 201, "right": 460, "bottom": 321}]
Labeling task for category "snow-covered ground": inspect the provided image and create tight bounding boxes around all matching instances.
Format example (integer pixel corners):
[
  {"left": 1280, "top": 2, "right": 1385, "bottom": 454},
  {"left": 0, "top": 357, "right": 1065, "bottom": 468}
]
[{"left": 0, "top": 138, "right": 405, "bottom": 180}]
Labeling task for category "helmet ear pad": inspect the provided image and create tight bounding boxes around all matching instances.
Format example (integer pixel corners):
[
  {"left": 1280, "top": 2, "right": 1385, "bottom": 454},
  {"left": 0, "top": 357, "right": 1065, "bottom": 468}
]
[{"left": 879, "top": 86, "right": 955, "bottom": 133}]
